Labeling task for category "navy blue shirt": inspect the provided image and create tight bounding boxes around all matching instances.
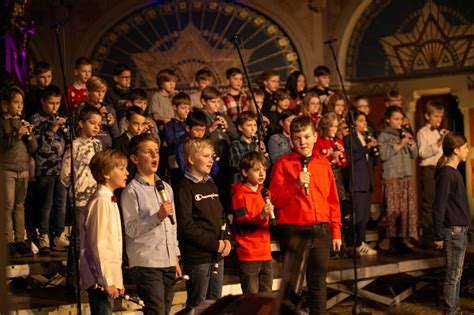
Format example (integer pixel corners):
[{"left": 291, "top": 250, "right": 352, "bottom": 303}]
[{"left": 432, "top": 166, "right": 471, "bottom": 241}]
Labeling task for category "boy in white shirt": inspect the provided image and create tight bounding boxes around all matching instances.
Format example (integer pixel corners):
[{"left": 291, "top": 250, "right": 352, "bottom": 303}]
[{"left": 80, "top": 150, "right": 128, "bottom": 314}]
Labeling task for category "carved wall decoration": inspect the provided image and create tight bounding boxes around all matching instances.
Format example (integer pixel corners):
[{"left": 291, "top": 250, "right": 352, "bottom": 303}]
[{"left": 346, "top": 0, "right": 474, "bottom": 81}]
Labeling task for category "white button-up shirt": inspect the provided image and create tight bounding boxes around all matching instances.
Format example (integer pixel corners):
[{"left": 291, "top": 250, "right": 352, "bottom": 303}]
[{"left": 80, "top": 185, "right": 123, "bottom": 291}]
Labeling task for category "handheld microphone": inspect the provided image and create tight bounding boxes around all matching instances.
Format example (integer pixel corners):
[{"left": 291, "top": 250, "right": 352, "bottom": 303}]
[
  {"left": 156, "top": 180, "right": 175, "bottom": 225},
  {"left": 300, "top": 157, "right": 310, "bottom": 196},
  {"left": 261, "top": 188, "right": 276, "bottom": 224}
]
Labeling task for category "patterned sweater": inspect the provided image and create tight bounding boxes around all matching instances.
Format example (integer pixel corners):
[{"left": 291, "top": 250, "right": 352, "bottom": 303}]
[
  {"left": 30, "top": 112, "right": 69, "bottom": 176},
  {"left": 60, "top": 137, "right": 102, "bottom": 207}
]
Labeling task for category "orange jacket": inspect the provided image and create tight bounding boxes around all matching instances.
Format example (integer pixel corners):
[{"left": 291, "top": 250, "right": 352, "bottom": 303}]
[
  {"left": 269, "top": 150, "right": 342, "bottom": 239},
  {"left": 231, "top": 182, "right": 272, "bottom": 261}
]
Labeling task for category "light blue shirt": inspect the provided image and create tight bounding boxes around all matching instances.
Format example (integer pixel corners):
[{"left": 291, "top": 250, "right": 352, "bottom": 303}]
[{"left": 121, "top": 174, "right": 180, "bottom": 268}]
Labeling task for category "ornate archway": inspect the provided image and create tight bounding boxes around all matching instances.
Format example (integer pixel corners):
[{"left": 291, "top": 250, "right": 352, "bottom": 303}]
[{"left": 90, "top": 1, "right": 302, "bottom": 89}]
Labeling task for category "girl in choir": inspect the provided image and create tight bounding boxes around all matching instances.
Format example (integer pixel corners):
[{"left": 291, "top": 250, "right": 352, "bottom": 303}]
[
  {"left": 285, "top": 70, "right": 307, "bottom": 113},
  {"left": 378, "top": 106, "right": 418, "bottom": 253},
  {"left": 315, "top": 112, "right": 348, "bottom": 253},
  {"left": 0, "top": 86, "right": 37, "bottom": 257},
  {"left": 432, "top": 132, "right": 470, "bottom": 315},
  {"left": 343, "top": 111, "right": 378, "bottom": 255},
  {"left": 300, "top": 92, "right": 322, "bottom": 129},
  {"left": 266, "top": 88, "right": 291, "bottom": 136},
  {"left": 327, "top": 92, "right": 347, "bottom": 124}
]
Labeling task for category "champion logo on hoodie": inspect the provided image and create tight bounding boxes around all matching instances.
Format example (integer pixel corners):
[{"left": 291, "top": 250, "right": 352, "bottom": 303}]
[{"left": 195, "top": 193, "right": 219, "bottom": 201}]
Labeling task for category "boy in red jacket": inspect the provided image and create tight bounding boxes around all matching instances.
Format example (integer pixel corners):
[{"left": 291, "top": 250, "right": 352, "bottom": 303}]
[
  {"left": 231, "top": 151, "right": 274, "bottom": 294},
  {"left": 269, "top": 115, "right": 341, "bottom": 315}
]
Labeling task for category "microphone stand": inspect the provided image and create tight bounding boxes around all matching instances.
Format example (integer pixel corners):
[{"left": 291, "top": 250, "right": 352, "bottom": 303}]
[
  {"left": 53, "top": 21, "right": 81, "bottom": 315},
  {"left": 325, "top": 39, "right": 367, "bottom": 315},
  {"left": 232, "top": 34, "right": 267, "bottom": 149}
]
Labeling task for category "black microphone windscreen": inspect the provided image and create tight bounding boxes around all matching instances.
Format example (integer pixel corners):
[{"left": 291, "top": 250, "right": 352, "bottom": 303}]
[{"left": 261, "top": 188, "right": 269, "bottom": 198}]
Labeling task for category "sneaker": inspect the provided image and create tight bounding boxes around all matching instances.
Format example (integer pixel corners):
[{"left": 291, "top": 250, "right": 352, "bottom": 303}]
[
  {"left": 356, "top": 242, "right": 377, "bottom": 256},
  {"left": 8, "top": 243, "right": 21, "bottom": 258},
  {"left": 15, "top": 241, "right": 34, "bottom": 257},
  {"left": 52, "top": 232, "right": 69, "bottom": 251},
  {"left": 38, "top": 234, "right": 50, "bottom": 255}
]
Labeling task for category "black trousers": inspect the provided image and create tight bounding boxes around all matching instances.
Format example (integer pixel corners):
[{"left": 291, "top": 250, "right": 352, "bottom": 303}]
[
  {"left": 132, "top": 266, "right": 176, "bottom": 315},
  {"left": 420, "top": 166, "right": 436, "bottom": 244},
  {"left": 279, "top": 223, "right": 331, "bottom": 315},
  {"left": 352, "top": 191, "right": 372, "bottom": 247}
]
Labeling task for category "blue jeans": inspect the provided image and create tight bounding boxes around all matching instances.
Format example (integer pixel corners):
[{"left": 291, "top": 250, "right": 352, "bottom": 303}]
[
  {"left": 87, "top": 287, "right": 114, "bottom": 315},
  {"left": 36, "top": 176, "right": 67, "bottom": 236},
  {"left": 182, "top": 261, "right": 224, "bottom": 311},
  {"left": 443, "top": 226, "right": 468, "bottom": 315}
]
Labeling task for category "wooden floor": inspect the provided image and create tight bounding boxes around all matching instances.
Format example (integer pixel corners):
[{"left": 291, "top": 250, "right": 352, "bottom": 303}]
[{"left": 7, "top": 246, "right": 464, "bottom": 314}]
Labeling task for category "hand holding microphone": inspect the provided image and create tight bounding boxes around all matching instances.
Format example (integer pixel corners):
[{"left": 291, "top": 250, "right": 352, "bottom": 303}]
[
  {"left": 156, "top": 180, "right": 175, "bottom": 225},
  {"left": 300, "top": 157, "right": 310, "bottom": 195},
  {"left": 261, "top": 188, "right": 275, "bottom": 225}
]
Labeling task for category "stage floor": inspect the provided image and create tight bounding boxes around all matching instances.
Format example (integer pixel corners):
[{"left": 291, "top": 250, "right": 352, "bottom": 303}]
[{"left": 7, "top": 246, "right": 473, "bottom": 314}]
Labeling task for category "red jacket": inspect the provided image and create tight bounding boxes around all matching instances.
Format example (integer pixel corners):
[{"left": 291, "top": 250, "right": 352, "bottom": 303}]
[
  {"left": 231, "top": 182, "right": 272, "bottom": 262},
  {"left": 269, "top": 150, "right": 342, "bottom": 239},
  {"left": 314, "top": 137, "right": 348, "bottom": 168}
]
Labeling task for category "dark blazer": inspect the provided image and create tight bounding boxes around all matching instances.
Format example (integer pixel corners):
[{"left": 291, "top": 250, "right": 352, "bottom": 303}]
[{"left": 343, "top": 132, "right": 376, "bottom": 192}]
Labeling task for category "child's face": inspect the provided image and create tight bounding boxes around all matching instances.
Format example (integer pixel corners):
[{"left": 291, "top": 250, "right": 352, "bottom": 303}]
[
  {"left": 203, "top": 98, "right": 221, "bottom": 113},
  {"left": 197, "top": 78, "right": 212, "bottom": 90},
  {"left": 36, "top": 70, "right": 52, "bottom": 88},
  {"left": 356, "top": 99, "right": 370, "bottom": 115},
  {"left": 89, "top": 88, "right": 107, "bottom": 104},
  {"left": 75, "top": 64, "right": 92, "bottom": 84},
  {"left": 291, "top": 125, "right": 317, "bottom": 157},
  {"left": 341, "top": 121, "right": 350, "bottom": 136},
  {"left": 386, "top": 111, "right": 404, "bottom": 129},
  {"left": 277, "top": 98, "right": 290, "bottom": 111},
  {"left": 41, "top": 95, "right": 61, "bottom": 115},
  {"left": 189, "top": 147, "right": 214, "bottom": 178},
  {"left": 106, "top": 162, "right": 129, "bottom": 190},
  {"left": 228, "top": 74, "right": 243, "bottom": 91},
  {"left": 334, "top": 100, "right": 345, "bottom": 115},
  {"left": 316, "top": 75, "right": 330, "bottom": 88},
  {"left": 161, "top": 80, "right": 176, "bottom": 94},
  {"left": 329, "top": 119, "right": 339, "bottom": 137},
  {"left": 187, "top": 125, "right": 206, "bottom": 139},
  {"left": 308, "top": 97, "right": 321, "bottom": 114},
  {"left": 175, "top": 103, "right": 190, "bottom": 120},
  {"left": 264, "top": 75, "right": 280, "bottom": 92},
  {"left": 7, "top": 93, "right": 24, "bottom": 116},
  {"left": 127, "top": 113, "right": 146, "bottom": 136},
  {"left": 253, "top": 95, "right": 264, "bottom": 111},
  {"left": 426, "top": 110, "right": 444, "bottom": 128},
  {"left": 238, "top": 119, "right": 257, "bottom": 139},
  {"left": 133, "top": 98, "right": 148, "bottom": 111},
  {"left": 242, "top": 161, "right": 266, "bottom": 186},
  {"left": 79, "top": 113, "right": 102, "bottom": 138},
  {"left": 132, "top": 140, "right": 160, "bottom": 176},
  {"left": 114, "top": 70, "right": 132, "bottom": 89},
  {"left": 297, "top": 74, "right": 306, "bottom": 92},
  {"left": 354, "top": 115, "right": 367, "bottom": 133},
  {"left": 280, "top": 115, "right": 296, "bottom": 135},
  {"left": 455, "top": 143, "right": 469, "bottom": 162}
]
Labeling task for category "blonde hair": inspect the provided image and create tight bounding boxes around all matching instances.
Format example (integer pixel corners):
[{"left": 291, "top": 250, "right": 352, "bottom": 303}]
[
  {"left": 86, "top": 76, "right": 108, "bottom": 92},
  {"left": 90, "top": 150, "right": 127, "bottom": 184},
  {"left": 183, "top": 138, "right": 214, "bottom": 164}
]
